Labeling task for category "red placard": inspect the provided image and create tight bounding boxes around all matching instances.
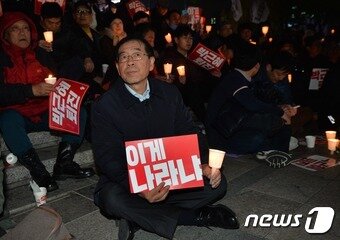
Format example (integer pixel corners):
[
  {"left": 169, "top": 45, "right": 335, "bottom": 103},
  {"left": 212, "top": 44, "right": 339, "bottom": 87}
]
[
  {"left": 125, "top": 0, "right": 146, "bottom": 18},
  {"left": 34, "top": 0, "right": 66, "bottom": 15},
  {"left": 125, "top": 134, "right": 204, "bottom": 193},
  {"left": 188, "top": 43, "right": 226, "bottom": 72},
  {"left": 308, "top": 68, "right": 329, "bottom": 90},
  {"left": 49, "top": 78, "right": 89, "bottom": 135}
]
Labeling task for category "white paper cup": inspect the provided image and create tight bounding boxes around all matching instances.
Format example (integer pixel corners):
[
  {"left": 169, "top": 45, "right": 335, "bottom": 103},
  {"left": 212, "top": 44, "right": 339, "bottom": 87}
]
[
  {"left": 327, "top": 138, "right": 339, "bottom": 151},
  {"left": 325, "top": 131, "right": 336, "bottom": 140},
  {"left": 102, "top": 64, "right": 109, "bottom": 74},
  {"left": 6, "top": 153, "right": 17, "bottom": 165},
  {"left": 33, "top": 187, "right": 47, "bottom": 206},
  {"left": 305, "top": 136, "right": 316, "bottom": 148},
  {"left": 209, "top": 149, "right": 226, "bottom": 169}
]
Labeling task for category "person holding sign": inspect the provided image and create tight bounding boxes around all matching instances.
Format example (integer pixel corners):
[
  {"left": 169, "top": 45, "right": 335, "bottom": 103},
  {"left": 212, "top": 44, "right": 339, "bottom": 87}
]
[
  {"left": 0, "top": 12, "right": 94, "bottom": 193},
  {"left": 92, "top": 37, "right": 239, "bottom": 240}
]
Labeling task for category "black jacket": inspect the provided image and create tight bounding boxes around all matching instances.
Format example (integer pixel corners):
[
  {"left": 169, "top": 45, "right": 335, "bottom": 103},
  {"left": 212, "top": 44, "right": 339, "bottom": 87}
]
[{"left": 91, "top": 77, "right": 208, "bottom": 192}]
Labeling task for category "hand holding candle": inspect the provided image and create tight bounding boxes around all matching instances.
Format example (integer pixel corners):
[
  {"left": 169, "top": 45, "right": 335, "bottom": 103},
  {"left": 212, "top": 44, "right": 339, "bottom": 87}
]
[
  {"left": 164, "top": 33, "right": 172, "bottom": 43},
  {"left": 262, "top": 26, "right": 269, "bottom": 36},
  {"left": 288, "top": 74, "right": 292, "bottom": 83},
  {"left": 43, "top": 31, "right": 53, "bottom": 43},
  {"left": 206, "top": 25, "right": 212, "bottom": 33},
  {"left": 163, "top": 63, "right": 172, "bottom": 80},
  {"left": 209, "top": 149, "right": 225, "bottom": 184},
  {"left": 45, "top": 74, "right": 56, "bottom": 85}
]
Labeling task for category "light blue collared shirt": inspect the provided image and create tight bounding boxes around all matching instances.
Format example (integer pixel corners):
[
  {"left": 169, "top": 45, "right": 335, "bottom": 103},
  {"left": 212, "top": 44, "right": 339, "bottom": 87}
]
[{"left": 124, "top": 80, "right": 150, "bottom": 102}]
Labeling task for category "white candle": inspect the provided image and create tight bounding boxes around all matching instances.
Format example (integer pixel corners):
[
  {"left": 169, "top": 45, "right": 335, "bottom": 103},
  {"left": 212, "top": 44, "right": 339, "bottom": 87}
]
[
  {"left": 45, "top": 74, "right": 56, "bottom": 85},
  {"left": 164, "top": 33, "right": 172, "bottom": 43},
  {"left": 326, "top": 131, "right": 336, "bottom": 140},
  {"left": 331, "top": 29, "right": 335, "bottom": 34},
  {"left": 262, "top": 26, "right": 269, "bottom": 35},
  {"left": 43, "top": 31, "right": 53, "bottom": 43},
  {"left": 163, "top": 63, "right": 172, "bottom": 74},
  {"left": 176, "top": 65, "right": 185, "bottom": 76},
  {"left": 327, "top": 138, "right": 339, "bottom": 154},
  {"left": 269, "top": 37, "right": 273, "bottom": 42},
  {"left": 206, "top": 25, "right": 212, "bottom": 33},
  {"left": 288, "top": 74, "right": 292, "bottom": 83},
  {"left": 209, "top": 149, "right": 225, "bottom": 178}
]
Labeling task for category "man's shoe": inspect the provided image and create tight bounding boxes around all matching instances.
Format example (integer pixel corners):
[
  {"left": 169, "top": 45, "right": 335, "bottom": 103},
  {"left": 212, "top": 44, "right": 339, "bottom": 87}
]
[
  {"left": 118, "top": 219, "right": 139, "bottom": 240},
  {"left": 36, "top": 175, "right": 59, "bottom": 192},
  {"left": 194, "top": 204, "right": 239, "bottom": 229},
  {"left": 53, "top": 162, "right": 95, "bottom": 180}
]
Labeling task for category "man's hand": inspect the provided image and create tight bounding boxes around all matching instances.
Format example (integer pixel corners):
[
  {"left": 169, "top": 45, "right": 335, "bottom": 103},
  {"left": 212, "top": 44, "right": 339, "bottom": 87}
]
[
  {"left": 281, "top": 112, "right": 291, "bottom": 125},
  {"left": 202, "top": 164, "right": 222, "bottom": 188},
  {"left": 282, "top": 105, "right": 297, "bottom": 117},
  {"left": 138, "top": 182, "right": 170, "bottom": 203},
  {"left": 32, "top": 82, "right": 54, "bottom": 96},
  {"left": 38, "top": 40, "right": 53, "bottom": 52},
  {"left": 178, "top": 75, "right": 186, "bottom": 84},
  {"left": 84, "top": 57, "right": 94, "bottom": 73}
]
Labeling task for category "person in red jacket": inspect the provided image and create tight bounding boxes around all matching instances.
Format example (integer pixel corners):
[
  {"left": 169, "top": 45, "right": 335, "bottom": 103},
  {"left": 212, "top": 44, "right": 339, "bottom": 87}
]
[{"left": 0, "top": 12, "right": 94, "bottom": 192}]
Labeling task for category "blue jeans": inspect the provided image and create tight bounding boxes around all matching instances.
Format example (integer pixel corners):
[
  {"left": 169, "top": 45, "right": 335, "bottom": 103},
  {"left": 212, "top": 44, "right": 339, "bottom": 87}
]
[{"left": 0, "top": 108, "right": 87, "bottom": 158}]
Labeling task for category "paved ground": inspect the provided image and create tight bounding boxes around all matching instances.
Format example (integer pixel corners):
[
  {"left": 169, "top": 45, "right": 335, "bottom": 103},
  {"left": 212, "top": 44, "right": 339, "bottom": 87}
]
[{"left": 1, "top": 139, "right": 339, "bottom": 240}]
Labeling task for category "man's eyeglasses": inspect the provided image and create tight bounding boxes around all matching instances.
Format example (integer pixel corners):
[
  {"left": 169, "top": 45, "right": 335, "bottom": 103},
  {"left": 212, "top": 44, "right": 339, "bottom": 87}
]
[
  {"left": 75, "top": 9, "right": 92, "bottom": 15},
  {"left": 117, "top": 52, "right": 148, "bottom": 63}
]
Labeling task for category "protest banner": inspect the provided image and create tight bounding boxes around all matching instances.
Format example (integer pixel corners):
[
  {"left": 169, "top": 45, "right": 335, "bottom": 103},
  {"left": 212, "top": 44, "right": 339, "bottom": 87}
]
[
  {"left": 125, "top": 0, "right": 146, "bottom": 18},
  {"left": 308, "top": 68, "right": 329, "bottom": 90},
  {"left": 34, "top": 0, "right": 66, "bottom": 15},
  {"left": 188, "top": 43, "right": 226, "bottom": 72},
  {"left": 187, "top": 6, "right": 200, "bottom": 25},
  {"left": 125, "top": 134, "right": 204, "bottom": 193},
  {"left": 49, "top": 78, "right": 89, "bottom": 135}
]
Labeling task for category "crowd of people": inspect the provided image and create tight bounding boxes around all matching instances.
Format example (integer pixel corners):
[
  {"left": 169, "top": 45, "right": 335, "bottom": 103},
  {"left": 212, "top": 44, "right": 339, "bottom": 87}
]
[{"left": 0, "top": 0, "right": 339, "bottom": 239}]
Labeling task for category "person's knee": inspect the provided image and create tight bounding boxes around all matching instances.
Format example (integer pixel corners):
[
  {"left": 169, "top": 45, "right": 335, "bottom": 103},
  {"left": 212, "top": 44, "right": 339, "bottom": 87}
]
[
  {"left": 97, "top": 187, "right": 126, "bottom": 217},
  {"left": 0, "top": 110, "right": 25, "bottom": 129}
]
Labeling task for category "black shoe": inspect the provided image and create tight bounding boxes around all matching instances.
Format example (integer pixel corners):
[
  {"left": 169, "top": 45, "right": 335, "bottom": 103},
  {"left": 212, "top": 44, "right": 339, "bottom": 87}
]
[
  {"left": 18, "top": 148, "right": 59, "bottom": 192},
  {"left": 35, "top": 174, "right": 59, "bottom": 192},
  {"left": 118, "top": 219, "right": 139, "bottom": 240},
  {"left": 53, "top": 162, "right": 95, "bottom": 180},
  {"left": 194, "top": 204, "right": 239, "bottom": 229}
]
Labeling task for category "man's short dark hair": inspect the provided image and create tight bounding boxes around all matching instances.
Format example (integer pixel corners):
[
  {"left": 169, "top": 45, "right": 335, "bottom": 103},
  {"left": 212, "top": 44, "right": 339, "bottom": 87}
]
[
  {"left": 237, "top": 22, "right": 252, "bottom": 34},
  {"left": 270, "top": 51, "right": 294, "bottom": 72},
  {"left": 233, "top": 42, "right": 261, "bottom": 71},
  {"left": 133, "top": 23, "right": 155, "bottom": 39},
  {"left": 173, "top": 24, "right": 193, "bottom": 38},
  {"left": 41, "top": 2, "right": 63, "bottom": 19},
  {"left": 73, "top": 0, "right": 92, "bottom": 13},
  {"left": 114, "top": 37, "right": 155, "bottom": 62},
  {"left": 133, "top": 11, "right": 150, "bottom": 23}
]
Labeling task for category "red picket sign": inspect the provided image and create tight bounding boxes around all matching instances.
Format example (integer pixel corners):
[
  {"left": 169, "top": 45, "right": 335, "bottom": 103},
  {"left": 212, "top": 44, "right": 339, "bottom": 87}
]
[
  {"left": 125, "top": 134, "right": 204, "bottom": 193},
  {"left": 49, "top": 78, "right": 89, "bottom": 135},
  {"left": 34, "top": 0, "right": 66, "bottom": 15},
  {"left": 188, "top": 43, "right": 226, "bottom": 72},
  {"left": 308, "top": 68, "right": 329, "bottom": 90},
  {"left": 125, "top": 0, "right": 146, "bottom": 18}
]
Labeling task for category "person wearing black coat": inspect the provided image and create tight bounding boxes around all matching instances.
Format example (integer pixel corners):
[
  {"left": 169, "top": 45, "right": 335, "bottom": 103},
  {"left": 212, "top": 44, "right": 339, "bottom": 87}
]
[{"left": 91, "top": 37, "right": 239, "bottom": 240}]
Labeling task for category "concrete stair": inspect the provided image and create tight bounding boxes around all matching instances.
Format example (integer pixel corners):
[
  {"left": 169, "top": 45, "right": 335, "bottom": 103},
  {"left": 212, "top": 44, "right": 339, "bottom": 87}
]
[{"left": 1, "top": 132, "right": 94, "bottom": 189}]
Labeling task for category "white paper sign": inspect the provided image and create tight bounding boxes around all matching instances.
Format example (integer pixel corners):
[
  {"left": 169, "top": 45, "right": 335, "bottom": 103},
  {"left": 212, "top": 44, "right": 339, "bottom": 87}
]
[{"left": 308, "top": 68, "right": 329, "bottom": 90}]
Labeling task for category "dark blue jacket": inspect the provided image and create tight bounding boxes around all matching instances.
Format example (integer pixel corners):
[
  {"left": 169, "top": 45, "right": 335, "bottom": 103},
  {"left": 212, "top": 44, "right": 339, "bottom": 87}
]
[{"left": 91, "top": 77, "right": 208, "bottom": 191}]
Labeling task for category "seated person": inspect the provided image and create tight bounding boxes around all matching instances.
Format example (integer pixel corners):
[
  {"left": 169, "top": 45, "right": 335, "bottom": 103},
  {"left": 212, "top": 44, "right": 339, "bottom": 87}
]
[
  {"left": 91, "top": 36, "right": 239, "bottom": 240},
  {"left": 206, "top": 43, "right": 296, "bottom": 167},
  {"left": 0, "top": 12, "right": 94, "bottom": 192},
  {"left": 161, "top": 25, "right": 218, "bottom": 124},
  {"left": 252, "top": 51, "right": 295, "bottom": 105},
  {"left": 37, "top": 2, "right": 94, "bottom": 81},
  {"left": 71, "top": 1, "right": 105, "bottom": 97}
]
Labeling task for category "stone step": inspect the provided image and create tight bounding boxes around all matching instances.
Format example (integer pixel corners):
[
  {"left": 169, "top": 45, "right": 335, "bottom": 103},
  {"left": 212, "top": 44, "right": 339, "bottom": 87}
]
[
  {"left": 1, "top": 132, "right": 61, "bottom": 155},
  {"left": 4, "top": 142, "right": 94, "bottom": 189}
]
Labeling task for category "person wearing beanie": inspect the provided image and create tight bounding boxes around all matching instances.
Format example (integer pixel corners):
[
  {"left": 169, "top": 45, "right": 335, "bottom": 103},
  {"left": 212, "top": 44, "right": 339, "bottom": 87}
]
[{"left": 0, "top": 12, "right": 94, "bottom": 192}]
